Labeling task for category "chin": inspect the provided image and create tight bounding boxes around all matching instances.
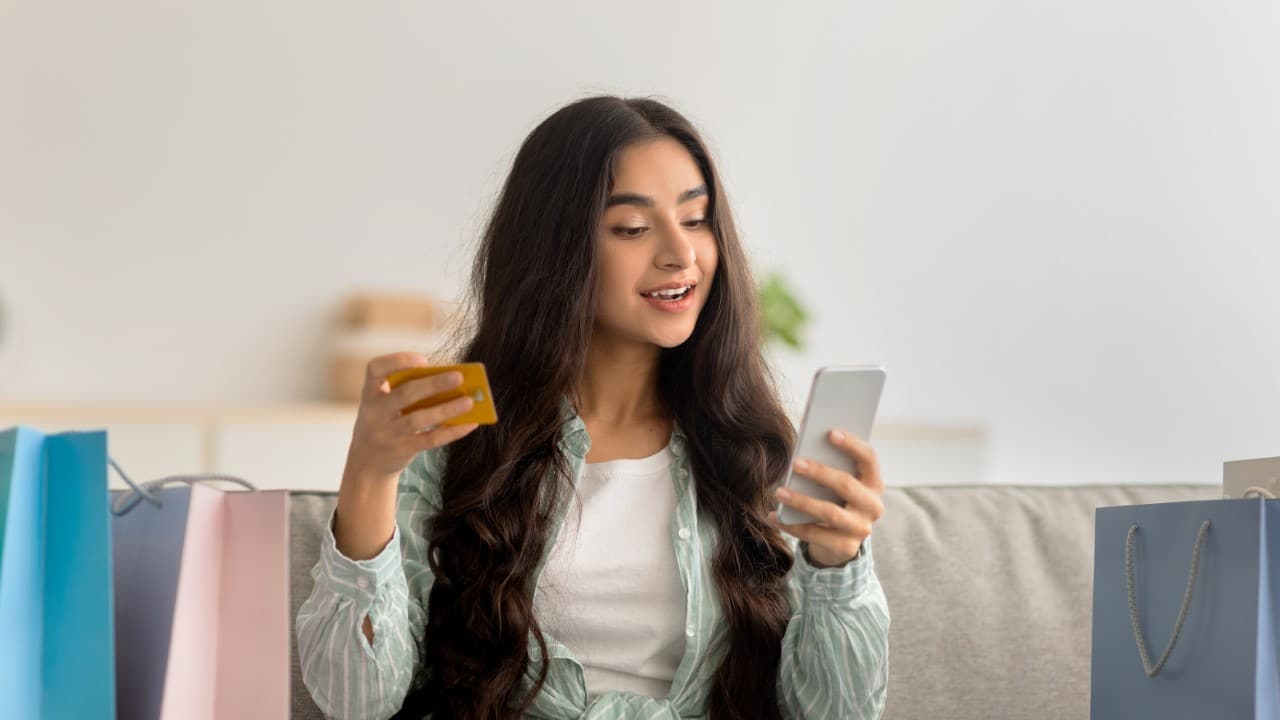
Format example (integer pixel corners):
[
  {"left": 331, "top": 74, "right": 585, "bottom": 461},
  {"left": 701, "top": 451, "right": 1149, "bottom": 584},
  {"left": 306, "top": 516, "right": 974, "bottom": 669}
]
[{"left": 652, "top": 327, "right": 697, "bottom": 349}]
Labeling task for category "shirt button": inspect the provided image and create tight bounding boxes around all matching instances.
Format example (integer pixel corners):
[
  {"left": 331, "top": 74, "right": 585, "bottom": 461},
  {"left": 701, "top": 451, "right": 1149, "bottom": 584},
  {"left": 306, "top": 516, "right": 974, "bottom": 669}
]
[
  {"left": 356, "top": 576, "right": 369, "bottom": 590},
  {"left": 678, "top": 527, "right": 691, "bottom": 540},
  {"left": 686, "top": 625, "right": 696, "bottom": 638}
]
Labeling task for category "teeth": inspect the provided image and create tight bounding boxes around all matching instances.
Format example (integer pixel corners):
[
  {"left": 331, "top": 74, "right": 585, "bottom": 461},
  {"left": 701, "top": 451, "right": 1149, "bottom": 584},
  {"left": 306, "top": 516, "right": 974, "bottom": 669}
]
[{"left": 645, "top": 285, "right": 691, "bottom": 298}]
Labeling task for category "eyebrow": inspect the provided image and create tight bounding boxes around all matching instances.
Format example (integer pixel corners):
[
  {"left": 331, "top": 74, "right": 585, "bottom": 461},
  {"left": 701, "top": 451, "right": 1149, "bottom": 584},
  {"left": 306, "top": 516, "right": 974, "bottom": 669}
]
[{"left": 605, "top": 184, "right": 707, "bottom": 208}]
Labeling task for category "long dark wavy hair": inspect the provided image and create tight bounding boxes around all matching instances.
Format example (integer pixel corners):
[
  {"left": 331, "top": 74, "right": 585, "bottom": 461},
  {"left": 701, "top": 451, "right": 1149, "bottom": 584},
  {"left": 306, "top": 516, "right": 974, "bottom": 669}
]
[{"left": 398, "top": 95, "right": 798, "bottom": 719}]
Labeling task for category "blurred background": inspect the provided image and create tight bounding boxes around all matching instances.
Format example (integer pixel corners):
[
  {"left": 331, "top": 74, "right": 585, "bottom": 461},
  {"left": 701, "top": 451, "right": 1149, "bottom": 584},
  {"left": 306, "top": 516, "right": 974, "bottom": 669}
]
[{"left": 2, "top": 1, "right": 1277, "bottom": 489}]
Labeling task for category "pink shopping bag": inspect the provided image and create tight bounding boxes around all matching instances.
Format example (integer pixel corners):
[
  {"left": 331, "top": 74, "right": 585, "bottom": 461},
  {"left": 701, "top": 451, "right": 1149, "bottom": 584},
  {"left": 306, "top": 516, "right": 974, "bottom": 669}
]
[{"left": 112, "top": 480, "right": 290, "bottom": 720}]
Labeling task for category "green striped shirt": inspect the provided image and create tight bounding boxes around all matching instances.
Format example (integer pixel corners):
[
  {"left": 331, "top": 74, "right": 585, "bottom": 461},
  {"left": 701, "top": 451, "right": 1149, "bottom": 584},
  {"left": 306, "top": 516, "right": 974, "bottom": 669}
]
[{"left": 296, "top": 401, "right": 890, "bottom": 719}]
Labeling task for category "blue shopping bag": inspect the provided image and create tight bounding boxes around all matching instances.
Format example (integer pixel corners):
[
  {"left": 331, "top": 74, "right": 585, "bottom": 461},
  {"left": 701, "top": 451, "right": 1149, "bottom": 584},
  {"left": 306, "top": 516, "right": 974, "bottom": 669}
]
[
  {"left": 0, "top": 426, "right": 116, "bottom": 720},
  {"left": 1091, "top": 499, "right": 1280, "bottom": 719}
]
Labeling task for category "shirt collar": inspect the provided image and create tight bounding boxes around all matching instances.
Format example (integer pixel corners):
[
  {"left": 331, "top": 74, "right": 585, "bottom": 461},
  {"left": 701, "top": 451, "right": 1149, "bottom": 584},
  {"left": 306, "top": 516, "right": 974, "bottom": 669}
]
[{"left": 557, "top": 395, "right": 687, "bottom": 460}]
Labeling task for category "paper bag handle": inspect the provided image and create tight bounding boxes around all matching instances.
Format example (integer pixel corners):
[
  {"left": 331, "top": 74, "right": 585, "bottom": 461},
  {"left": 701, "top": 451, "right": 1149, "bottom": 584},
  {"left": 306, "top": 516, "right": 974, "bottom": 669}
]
[
  {"left": 1124, "top": 520, "right": 1211, "bottom": 678},
  {"left": 109, "top": 458, "right": 257, "bottom": 516}
]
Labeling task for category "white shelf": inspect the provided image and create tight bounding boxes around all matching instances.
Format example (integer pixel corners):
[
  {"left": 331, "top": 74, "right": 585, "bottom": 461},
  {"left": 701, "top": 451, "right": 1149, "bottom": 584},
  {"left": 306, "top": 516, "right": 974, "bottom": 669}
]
[
  {"left": 0, "top": 405, "right": 987, "bottom": 490},
  {"left": 0, "top": 404, "right": 359, "bottom": 491}
]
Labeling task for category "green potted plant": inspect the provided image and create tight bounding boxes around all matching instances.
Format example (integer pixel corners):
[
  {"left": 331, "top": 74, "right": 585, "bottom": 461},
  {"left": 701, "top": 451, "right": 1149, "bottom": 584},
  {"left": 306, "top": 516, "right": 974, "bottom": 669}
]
[{"left": 757, "top": 271, "right": 809, "bottom": 351}]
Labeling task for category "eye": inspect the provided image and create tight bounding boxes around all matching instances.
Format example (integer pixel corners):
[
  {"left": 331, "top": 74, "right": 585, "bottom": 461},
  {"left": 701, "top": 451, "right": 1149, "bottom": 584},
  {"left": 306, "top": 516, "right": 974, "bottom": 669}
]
[
  {"left": 683, "top": 218, "right": 708, "bottom": 229},
  {"left": 613, "top": 226, "right": 647, "bottom": 238}
]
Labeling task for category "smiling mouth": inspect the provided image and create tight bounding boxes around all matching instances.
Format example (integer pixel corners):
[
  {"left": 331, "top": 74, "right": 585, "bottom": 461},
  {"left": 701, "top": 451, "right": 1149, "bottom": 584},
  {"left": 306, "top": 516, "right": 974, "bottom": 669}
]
[{"left": 640, "top": 285, "right": 694, "bottom": 301}]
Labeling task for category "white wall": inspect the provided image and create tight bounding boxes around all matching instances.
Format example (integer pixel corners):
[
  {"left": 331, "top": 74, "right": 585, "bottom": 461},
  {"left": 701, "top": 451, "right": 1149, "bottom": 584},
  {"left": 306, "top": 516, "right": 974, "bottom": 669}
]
[{"left": 3, "top": 1, "right": 1277, "bottom": 486}]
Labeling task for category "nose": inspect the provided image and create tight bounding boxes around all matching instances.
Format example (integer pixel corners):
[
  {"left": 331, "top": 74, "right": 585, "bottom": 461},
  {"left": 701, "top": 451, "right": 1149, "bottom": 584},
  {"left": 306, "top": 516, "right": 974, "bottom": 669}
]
[{"left": 654, "top": 220, "right": 697, "bottom": 270}]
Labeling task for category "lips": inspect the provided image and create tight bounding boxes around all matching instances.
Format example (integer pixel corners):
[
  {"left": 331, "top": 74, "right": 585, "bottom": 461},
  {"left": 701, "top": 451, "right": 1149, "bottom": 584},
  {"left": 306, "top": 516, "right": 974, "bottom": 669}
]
[
  {"left": 640, "top": 280, "right": 697, "bottom": 295},
  {"left": 640, "top": 283, "right": 697, "bottom": 312}
]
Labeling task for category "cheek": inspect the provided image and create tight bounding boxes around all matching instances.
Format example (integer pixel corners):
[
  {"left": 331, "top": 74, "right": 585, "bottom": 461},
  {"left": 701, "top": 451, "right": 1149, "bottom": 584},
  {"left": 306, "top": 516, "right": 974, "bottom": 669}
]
[
  {"left": 700, "top": 240, "right": 719, "bottom": 280},
  {"left": 594, "top": 258, "right": 635, "bottom": 311}
]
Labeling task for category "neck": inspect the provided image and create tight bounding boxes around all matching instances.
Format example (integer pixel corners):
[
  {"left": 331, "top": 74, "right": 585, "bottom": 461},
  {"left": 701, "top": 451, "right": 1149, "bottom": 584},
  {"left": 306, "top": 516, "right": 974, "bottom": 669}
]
[{"left": 575, "top": 332, "right": 665, "bottom": 428}]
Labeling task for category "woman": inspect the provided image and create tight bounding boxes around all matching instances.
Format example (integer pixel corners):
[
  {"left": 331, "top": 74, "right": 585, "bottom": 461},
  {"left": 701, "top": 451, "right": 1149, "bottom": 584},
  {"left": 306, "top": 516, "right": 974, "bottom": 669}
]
[{"left": 296, "top": 95, "right": 890, "bottom": 720}]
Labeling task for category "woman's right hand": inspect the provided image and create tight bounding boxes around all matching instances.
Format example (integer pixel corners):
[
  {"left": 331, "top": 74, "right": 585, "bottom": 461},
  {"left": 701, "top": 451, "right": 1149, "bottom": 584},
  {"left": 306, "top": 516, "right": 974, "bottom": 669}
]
[
  {"left": 334, "top": 352, "right": 480, "bottom": 561},
  {"left": 343, "top": 352, "right": 480, "bottom": 486}
]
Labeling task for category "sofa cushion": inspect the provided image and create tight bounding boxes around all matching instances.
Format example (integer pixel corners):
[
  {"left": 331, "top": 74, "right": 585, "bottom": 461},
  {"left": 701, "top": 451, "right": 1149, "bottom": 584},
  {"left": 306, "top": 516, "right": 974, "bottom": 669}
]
[
  {"left": 288, "top": 493, "right": 336, "bottom": 720},
  {"left": 286, "top": 483, "right": 1221, "bottom": 719},
  {"left": 874, "top": 484, "right": 1219, "bottom": 720}
]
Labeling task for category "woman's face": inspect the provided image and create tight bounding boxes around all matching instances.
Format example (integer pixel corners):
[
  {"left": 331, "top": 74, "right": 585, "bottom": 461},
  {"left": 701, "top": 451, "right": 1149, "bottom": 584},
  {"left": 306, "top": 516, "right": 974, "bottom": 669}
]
[{"left": 593, "top": 136, "right": 719, "bottom": 350}]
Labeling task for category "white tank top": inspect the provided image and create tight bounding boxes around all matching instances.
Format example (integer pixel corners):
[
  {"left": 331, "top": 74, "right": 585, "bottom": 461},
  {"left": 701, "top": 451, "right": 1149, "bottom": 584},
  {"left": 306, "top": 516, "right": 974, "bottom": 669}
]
[{"left": 532, "top": 443, "right": 687, "bottom": 700}]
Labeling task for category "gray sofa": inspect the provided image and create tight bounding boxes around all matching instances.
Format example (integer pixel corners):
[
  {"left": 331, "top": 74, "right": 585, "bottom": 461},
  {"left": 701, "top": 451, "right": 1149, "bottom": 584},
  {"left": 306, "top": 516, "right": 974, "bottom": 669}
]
[{"left": 287, "top": 483, "right": 1220, "bottom": 719}]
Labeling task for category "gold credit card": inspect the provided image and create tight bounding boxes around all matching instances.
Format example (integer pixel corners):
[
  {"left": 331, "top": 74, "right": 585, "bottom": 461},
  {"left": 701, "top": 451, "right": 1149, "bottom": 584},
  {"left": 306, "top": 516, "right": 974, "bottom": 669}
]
[{"left": 385, "top": 362, "right": 498, "bottom": 426}]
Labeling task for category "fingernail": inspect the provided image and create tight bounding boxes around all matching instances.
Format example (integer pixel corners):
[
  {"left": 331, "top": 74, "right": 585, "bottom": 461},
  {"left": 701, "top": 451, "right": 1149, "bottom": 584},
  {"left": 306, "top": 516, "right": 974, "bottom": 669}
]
[
  {"left": 831, "top": 430, "right": 845, "bottom": 441},
  {"left": 776, "top": 487, "right": 792, "bottom": 501},
  {"left": 450, "top": 372, "right": 464, "bottom": 385},
  {"left": 794, "top": 459, "right": 809, "bottom": 471}
]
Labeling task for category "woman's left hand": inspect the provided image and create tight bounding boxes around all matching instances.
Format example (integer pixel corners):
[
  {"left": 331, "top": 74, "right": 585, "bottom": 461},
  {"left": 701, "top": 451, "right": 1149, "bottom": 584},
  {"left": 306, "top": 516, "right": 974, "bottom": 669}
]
[{"left": 769, "top": 429, "right": 885, "bottom": 568}]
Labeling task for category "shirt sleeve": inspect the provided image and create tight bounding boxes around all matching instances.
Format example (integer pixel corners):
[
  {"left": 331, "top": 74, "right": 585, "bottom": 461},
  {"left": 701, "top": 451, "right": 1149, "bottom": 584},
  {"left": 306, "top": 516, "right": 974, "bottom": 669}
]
[
  {"left": 294, "top": 448, "right": 445, "bottom": 720},
  {"left": 776, "top": 534, "right": 891, "bottom": 720}
]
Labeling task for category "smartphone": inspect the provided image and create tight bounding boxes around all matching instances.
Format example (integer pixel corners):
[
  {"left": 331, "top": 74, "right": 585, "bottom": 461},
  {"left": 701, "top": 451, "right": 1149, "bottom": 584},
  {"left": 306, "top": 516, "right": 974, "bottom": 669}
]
[
  {"left": 385, "top": 362, "right": 500, "bottom": 426},
  {"left": 777, "top": 365, "right": 886, "bottom": 525}
]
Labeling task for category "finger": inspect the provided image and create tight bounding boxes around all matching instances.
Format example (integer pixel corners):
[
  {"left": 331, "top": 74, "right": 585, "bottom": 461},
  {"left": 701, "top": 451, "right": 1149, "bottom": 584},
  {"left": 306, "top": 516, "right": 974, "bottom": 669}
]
[
  {"left": 769, "top": 511, "right": 867, "bottom": 559},
  {"left": 384, "top": 370, "right": 465, "bottom": 418},
  {"left": 792, "top": 458, "right": 885, "bottom": 521},
  {"left": 403, "top": 422, "right": 480, "bottom": 455},
  {"left": 792, "top": 458, "right": 859, "bottom": 503},
  {"left": 774, "top": 486, "right": 860, "bottom": 533},
  {"left": 828, "top": 429, "right": 884, "bottom": 494},
  {"left": 395, "top": 394, "right": 475, "bottom": 435},
  {"left": 363, "top": 353, "right": 434, "bottom": 399}
]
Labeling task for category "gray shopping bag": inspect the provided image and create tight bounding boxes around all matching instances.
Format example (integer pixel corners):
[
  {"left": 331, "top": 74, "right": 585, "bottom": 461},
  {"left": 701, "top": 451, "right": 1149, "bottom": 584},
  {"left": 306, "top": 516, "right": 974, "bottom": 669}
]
[{"left": 1091, "top": 499, "right": 1280, "bottom": 719}]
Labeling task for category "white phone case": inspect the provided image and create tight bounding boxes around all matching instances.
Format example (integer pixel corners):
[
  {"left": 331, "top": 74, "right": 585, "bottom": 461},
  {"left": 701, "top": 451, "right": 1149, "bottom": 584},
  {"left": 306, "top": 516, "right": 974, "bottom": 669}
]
[{"left": 777, "top": 365, "right": 886, "bottom": 525}]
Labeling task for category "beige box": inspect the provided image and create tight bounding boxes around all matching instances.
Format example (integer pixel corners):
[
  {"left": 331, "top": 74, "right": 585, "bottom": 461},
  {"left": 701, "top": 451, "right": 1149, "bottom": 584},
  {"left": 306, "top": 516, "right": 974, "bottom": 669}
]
[
  {"left": 327, "top": 326, "right": 454, "bottom": 402},
  {"left": 343, "top": 293, "right": 447, "bottom": 329}
]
